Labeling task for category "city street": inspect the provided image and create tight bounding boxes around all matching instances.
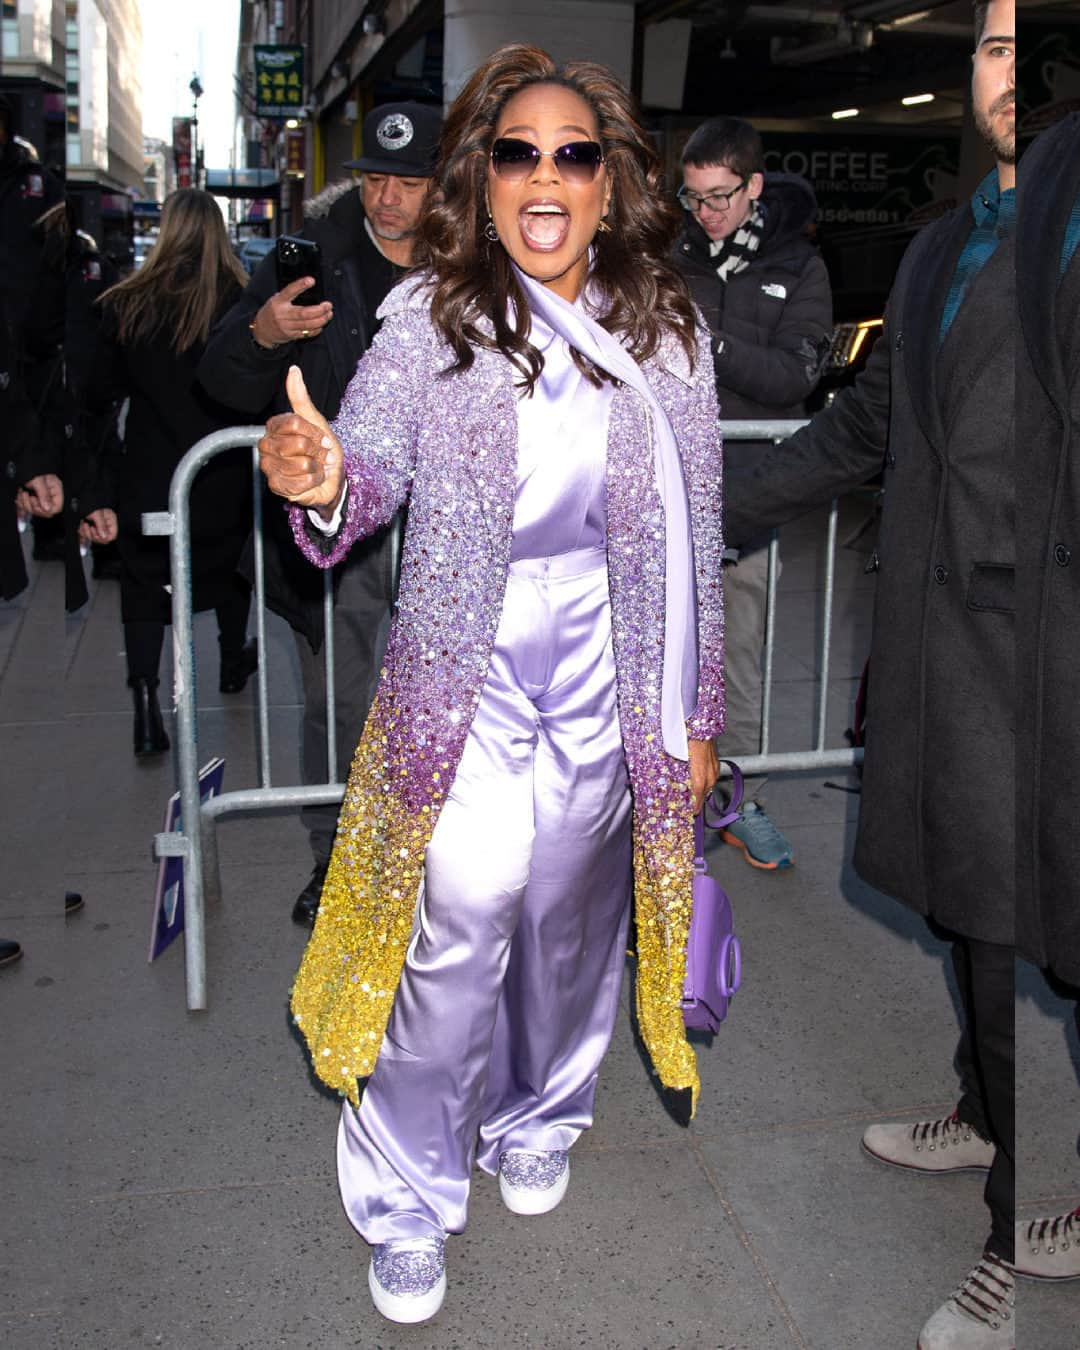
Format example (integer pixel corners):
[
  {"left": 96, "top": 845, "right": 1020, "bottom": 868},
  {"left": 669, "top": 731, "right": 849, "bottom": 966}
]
[{"left": 2, "top": 497, "right": 1077, "bottom": 1349}]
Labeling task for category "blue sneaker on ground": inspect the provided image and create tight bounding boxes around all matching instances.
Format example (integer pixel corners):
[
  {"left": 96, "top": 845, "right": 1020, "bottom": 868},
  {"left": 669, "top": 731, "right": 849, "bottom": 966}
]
[{"left": 720, "top": 802, "right": 795, "bottom": 870}]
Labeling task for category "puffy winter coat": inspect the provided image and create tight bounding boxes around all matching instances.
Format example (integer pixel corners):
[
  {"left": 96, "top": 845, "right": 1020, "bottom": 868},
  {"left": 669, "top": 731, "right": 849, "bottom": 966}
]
[
  {"left": 198, "top": 185, "right": 403, "bottom": 651},
  {"left": 673, "top": 173, "right": 833, "bottom": 548}
]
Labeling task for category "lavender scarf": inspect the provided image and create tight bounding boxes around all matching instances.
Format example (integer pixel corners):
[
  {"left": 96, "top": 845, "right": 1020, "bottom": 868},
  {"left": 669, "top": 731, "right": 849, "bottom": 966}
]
[{"left": 513, "top": 265, "right": 698, "bottom": 760}]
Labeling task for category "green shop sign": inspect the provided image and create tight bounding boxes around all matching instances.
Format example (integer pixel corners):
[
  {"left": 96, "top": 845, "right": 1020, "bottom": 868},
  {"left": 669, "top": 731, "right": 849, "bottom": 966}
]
[{"left": 254, "top": 45, "right": 305, "bottom": 118}]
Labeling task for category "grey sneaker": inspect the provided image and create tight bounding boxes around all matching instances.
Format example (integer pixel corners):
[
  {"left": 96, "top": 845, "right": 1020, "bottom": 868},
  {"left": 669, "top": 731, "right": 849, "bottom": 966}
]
[
  {"left": 368, "top": 1235, "right": 446, "bottom": 1324},
  {"left": 498, "top": 1148, "right": 570, "bottom": 1215},
  {"left": 917, "top": 1252, "right": 1015, "bottom": 1349},
  {"left": 719, "top": 802, "right": 794, "bottom": 869},
  {"left": 1015, "top": 1205, "right": 1080, "bottom": 1282},
  {"left": 862, "top": 1111, "right": 994, "bottom": 1174}
]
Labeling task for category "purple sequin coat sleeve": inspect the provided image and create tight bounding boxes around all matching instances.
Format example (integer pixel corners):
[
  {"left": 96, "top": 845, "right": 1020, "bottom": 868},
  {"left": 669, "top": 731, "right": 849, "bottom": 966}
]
[{"left": 287, "top": 314, "right": 422, "bottom": 567}]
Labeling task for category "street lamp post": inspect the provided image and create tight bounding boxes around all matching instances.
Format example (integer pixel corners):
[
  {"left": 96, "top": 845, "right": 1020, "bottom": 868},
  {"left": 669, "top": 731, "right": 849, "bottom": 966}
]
[{"left": 189, "top": 75, "right": 204, "bottom": 189}]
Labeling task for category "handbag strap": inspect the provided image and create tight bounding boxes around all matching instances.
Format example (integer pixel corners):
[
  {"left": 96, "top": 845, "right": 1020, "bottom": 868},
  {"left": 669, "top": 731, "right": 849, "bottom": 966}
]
[{"left": 695, "top": 759, "right": 745, "bottom": 861}]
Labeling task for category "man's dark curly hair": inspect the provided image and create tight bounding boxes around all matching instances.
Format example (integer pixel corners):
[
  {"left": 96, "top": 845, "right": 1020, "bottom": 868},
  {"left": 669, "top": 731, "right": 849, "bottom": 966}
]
[
  {"left": 417, "top": 43, "right": 696, "bottom": 391},
  {"left": 973, "top": 1, "right": 990, "bottom": 48}
]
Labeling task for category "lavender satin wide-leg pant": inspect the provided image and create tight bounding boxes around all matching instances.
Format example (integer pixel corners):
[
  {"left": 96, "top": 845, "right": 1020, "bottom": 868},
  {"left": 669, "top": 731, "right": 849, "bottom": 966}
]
[{"left": 337, "top": 545, "right": 632, "bottom": 1243}]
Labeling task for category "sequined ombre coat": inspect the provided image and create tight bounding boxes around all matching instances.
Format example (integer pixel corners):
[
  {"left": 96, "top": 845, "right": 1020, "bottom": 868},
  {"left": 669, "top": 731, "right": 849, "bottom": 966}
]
[{"left": 288, "top": 280, "right": 725, "bottom": 1116}]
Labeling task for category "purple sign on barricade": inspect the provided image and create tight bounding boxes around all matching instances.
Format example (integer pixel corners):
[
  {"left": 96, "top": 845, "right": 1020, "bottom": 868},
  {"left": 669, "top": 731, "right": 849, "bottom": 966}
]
[{"left": 148, "top": 758, "right": 226, "bottom": 962}]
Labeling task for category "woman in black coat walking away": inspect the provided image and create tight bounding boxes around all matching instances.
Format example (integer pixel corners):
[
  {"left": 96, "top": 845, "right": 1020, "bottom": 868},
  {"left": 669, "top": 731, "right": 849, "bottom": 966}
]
[{"left": 94, "top": 189, "right": 257, "bottom": 756}]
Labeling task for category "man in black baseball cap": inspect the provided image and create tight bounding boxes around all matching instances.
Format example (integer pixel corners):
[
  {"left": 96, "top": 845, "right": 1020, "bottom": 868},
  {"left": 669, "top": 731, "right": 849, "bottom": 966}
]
[
  {"left": 199, "top": 99, "right": 443, "bottom": 925},
  {"left": 344, "top": 101, "right": 442, "bottom": 175}
]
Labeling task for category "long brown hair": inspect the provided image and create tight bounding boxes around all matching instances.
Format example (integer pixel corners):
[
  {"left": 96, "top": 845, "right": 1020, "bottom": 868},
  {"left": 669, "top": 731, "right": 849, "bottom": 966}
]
[
  {"left": 419, "top": 44, "right": 696, "bottom": 389},
  {"left": 99, "top": 188, "right": 248, "bottom": 352}
]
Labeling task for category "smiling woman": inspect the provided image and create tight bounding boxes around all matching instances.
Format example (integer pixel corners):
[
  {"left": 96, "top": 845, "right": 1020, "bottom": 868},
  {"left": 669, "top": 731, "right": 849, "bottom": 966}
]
[
  {"left": 420, "top": 42, "right": 697, "bottom": 389},
  {"left": 257, "top": 41, "right": 725, "bottom": 1327},
  {"left": 485, "top": 84, "right": 611, "bottom": 299}
]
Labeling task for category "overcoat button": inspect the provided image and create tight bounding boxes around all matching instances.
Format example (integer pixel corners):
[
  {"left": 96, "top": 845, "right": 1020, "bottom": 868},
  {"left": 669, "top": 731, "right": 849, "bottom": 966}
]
[
  {"left": 69, "top": 496, "right": 79, "bottom": 512},
  {"left": 933, "top": 564, "right": 948, "bottom": 584},
  {"left": 895, "top": 331, "right": 904, "bottom": 351},
  {"left": 1054, "top": 543, "right": 1071, "bottom": 566},
  {"left": 886, "top": 449, "right": 896, "bottom": 466},
  {"left": 864, "top": 551, "right": 880, "bottom": 574}
]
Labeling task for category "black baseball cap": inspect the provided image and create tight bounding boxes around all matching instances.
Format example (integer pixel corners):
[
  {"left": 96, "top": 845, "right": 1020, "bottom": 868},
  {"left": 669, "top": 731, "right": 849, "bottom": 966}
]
[{"left": 343, "top": 102, "right": 442, "bottom": 177}]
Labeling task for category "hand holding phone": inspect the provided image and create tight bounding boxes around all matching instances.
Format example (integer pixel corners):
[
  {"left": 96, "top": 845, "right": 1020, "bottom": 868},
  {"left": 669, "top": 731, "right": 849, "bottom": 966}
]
[
  {"left": 250, "top": 245, "right": 334, "bottom": 350},
  {"left": 275, "top": 235, "right": 325, "bottom": 305}
]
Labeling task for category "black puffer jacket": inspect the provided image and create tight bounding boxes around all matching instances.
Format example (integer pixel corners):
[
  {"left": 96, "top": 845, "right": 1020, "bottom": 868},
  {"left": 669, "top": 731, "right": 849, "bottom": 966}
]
[
  {"left": 198, "top": 185, "right": 404, "bottom": 651},
  {"left": 673, "top": 173, "right": 833, "bottom": 548}
]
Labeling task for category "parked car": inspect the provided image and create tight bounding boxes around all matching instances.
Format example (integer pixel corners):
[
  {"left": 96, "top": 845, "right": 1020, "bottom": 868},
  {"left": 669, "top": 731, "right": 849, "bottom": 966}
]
[{"left": 236, "top": 236, "right": 274, "bottom": 276}]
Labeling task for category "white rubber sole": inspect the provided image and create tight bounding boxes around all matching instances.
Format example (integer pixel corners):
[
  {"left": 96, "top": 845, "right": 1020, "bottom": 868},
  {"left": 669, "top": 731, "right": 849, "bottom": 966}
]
[
  {"left": 367, "top": 1262, "right": 447, "bottom": 1324},
  {"left": 861, "top": 1138, "right": 992, "bottom": 1175},
  {"left": 499, "top": 1158, "right": 570, "bottom": 1215}
]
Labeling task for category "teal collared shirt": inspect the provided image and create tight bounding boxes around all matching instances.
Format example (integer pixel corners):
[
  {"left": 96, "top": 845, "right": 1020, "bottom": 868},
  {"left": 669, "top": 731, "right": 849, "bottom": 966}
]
[
  {"left": 1062, "top": 188, "right": 1080, "bottom": 277},
  {"left": 939, "top": 169, "right": 1016, "bottom": 343}
]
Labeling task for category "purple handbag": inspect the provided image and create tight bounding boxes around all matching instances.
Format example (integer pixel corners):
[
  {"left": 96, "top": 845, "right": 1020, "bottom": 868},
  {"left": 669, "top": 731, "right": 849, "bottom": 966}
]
[{"left": 682, "top": 762, "right": 744, "bottom": 1033}]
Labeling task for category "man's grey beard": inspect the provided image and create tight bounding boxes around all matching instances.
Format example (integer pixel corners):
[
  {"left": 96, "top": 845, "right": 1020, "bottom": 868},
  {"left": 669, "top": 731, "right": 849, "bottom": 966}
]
[
  {"left": 975, "top": 97, "right": 1016, "bottom": 165},
  {"left": 371, "top": 222, "right": 416, "bottom": 242}
]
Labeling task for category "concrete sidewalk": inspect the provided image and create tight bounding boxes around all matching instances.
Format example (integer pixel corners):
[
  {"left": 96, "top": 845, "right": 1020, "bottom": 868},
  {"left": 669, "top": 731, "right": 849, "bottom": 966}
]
[{"left": 1, "top": 499, "right": 1077, "bottom": 1349}]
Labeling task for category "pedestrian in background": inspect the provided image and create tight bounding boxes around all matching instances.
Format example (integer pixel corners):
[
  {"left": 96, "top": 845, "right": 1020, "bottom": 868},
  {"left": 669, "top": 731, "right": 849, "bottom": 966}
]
[
  {"left": 672, "top": 114, "right": 832, "bottom": 872},
  {"left": 93, "top": 188, "right": 256, "bottom": 757},
  {"left": 259, "top": 43, "right": 724, "bottom": 1325},
  {"left": 200, "top": 102, "right": 441, "bottom": 926}
]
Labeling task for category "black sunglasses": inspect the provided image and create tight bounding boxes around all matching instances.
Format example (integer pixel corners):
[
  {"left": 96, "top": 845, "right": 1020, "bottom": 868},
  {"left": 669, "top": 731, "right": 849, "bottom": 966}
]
[{"left": 490, "top": 137, "right": 605, "bottom": 185}]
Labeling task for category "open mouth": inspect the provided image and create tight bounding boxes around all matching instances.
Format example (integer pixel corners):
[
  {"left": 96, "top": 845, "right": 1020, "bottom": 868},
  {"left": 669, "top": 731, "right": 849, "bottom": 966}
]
[{"left": 519, "top": 202, "right": 571, "bottom": 251}]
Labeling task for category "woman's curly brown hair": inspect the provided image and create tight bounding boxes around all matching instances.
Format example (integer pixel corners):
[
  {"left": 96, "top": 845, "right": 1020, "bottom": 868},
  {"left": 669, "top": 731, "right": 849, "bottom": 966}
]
[{"left": 418, "top": 43, "right": 696, "bottom": 390}]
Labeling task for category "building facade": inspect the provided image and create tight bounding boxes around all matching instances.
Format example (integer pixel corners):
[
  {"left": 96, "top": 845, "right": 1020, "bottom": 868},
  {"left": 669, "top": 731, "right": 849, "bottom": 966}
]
[{"left": 1, "top": 0, "right": 144, "bottom": 263}]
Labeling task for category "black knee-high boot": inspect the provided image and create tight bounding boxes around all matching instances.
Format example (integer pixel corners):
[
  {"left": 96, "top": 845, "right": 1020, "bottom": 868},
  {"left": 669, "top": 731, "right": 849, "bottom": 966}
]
[{"left": 130, "top": 677, "right": 170, "bottom": 757}]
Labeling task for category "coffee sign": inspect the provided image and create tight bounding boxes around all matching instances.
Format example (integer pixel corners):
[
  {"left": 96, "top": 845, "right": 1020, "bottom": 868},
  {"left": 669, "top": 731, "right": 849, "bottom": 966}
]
[{"left": 761, "top": 133, "right": 960, "bottom": 229}]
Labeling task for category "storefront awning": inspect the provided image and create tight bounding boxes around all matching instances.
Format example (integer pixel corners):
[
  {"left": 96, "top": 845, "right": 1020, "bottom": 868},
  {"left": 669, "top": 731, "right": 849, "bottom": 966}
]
[{"left": 205, "top": 168, "right": 281, "bottom": 200}]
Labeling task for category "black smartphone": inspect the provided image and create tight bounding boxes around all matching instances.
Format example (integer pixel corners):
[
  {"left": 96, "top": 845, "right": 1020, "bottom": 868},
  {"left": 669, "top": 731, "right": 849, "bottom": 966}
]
[{"left": 275, "top": 235, "right": 325, "bottom": 306}]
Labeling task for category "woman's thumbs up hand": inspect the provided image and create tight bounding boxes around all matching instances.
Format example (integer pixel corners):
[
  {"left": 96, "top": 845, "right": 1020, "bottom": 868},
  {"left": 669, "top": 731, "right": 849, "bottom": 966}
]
[{"left": 258, "top": 366, "right": 345, "bottom": 518}]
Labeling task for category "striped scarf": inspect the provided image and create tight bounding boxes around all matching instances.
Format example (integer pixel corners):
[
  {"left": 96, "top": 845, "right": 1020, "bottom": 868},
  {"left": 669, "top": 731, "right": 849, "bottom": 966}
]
[{"left": 709, "top": 201, "right": 766, "bottom": 283}]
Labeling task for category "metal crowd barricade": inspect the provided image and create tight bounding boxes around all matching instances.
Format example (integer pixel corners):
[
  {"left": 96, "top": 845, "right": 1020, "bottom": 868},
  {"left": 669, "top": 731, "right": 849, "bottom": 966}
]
[{"left": 154, "top": 420, "right": 865, "bottom": 1012}]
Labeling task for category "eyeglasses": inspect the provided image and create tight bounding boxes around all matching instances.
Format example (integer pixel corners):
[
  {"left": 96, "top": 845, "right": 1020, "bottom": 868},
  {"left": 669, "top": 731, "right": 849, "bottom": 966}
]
[
  {"left": 490, "top": 137, "right": 605, "bottom": 185},
  {"left": 677, "top": 181, "right": 748, "bottom": 214}
]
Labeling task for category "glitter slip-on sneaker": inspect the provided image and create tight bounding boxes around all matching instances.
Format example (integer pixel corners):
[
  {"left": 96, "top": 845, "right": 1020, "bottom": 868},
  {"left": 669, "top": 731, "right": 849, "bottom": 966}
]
[
  {"left": 368, "top": 1236, "right": 446, "bottom": 1324},
  {"left": 498, "top": 1148, "right": 570, "bottom": 1215}
]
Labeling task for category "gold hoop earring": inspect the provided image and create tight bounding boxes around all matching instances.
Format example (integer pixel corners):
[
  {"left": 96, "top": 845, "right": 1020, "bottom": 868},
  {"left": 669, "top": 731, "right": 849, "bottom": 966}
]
[
  {"left": 597, "top": 217, "right": 612, "bottom": 234},
  {"left": 484, "top": 218, "right": 500, "bottom": 242}
]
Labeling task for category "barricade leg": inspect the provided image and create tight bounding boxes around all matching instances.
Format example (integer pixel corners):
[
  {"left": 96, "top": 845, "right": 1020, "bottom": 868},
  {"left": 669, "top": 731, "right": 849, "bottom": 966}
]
[{"left": 202, "top": 810, "right": 222, "bottom": 907}]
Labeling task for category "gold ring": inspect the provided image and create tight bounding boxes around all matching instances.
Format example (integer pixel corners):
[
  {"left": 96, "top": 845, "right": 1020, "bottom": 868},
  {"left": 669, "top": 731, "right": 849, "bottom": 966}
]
[{"left": 301, "top": 328, "right": 309, "bottom": 338}]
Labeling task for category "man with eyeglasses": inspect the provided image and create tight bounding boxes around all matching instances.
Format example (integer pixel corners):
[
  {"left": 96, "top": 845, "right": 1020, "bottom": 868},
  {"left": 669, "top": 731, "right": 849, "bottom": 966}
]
[{"left": 672, "top": 116, "right": 833, "bottom": 871}]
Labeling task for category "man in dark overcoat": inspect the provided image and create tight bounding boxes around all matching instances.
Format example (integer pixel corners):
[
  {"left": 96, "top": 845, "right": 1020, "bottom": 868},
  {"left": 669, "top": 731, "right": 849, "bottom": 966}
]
[
  {"left": 726, "top": 4, "right": 1016, "bottom": 1345},
  {"left": 199, "top": 103, "right": 441, "bottom": 925},
  {"left": 1014, "top": 109, "right": 1080, "bottom": 1282}
]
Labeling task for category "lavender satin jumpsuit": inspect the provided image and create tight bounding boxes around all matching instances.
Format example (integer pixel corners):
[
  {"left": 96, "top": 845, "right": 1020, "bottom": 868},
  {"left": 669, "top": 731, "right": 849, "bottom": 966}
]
[{"left": 337, "top": 332, "right": 633, "bottom": 1244}]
